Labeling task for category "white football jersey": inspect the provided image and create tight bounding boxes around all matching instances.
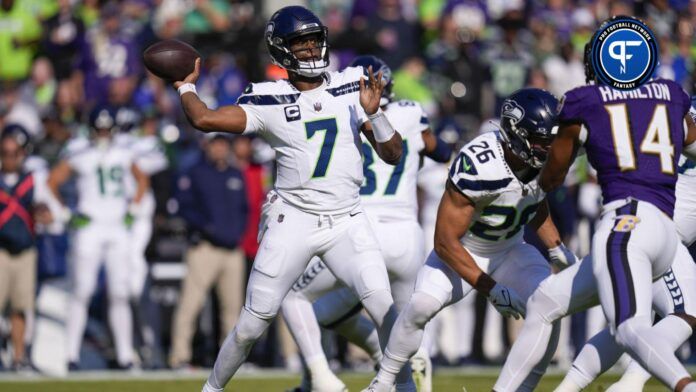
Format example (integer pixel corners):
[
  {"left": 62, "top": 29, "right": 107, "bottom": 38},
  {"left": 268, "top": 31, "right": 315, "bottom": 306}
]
[
  {"left": 448, "top": 132, "right": 545, "bottom": 255},
  {"left": 360, "top": 100, "right": 428, "bottom": 221},
  {"left": 678, "top": 103, "right": 696, "bottom": 177},
  {"left": 67, "top": 140, "right": 135, "bottom": 222},
  {"left": 115, "top": 132, "right": 167, "bottom": 202},
  {"left": 238, "top": 66, "right": 369, "bottom": 214},
  {"left": 115, "top": 133, "right": 167, "bottom": 176}
]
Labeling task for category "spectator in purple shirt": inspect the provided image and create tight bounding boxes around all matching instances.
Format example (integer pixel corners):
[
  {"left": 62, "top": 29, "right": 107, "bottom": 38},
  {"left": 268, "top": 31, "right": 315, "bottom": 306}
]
[{"left": 78, "top": 1, "right": 141, "bottom": 107}]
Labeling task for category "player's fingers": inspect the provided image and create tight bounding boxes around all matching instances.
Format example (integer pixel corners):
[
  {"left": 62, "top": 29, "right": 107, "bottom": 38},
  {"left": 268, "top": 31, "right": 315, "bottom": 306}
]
[
  {"left": 367, "top": 65, "right": 375, "bottom": 87},
  {"left": 193, "top": 58, "right": 201, "bottom": 75},
  {"left": 359, "top": 75, "right": 365, "bottom": 92},
  {"left": 376, "top": 71, "right": 384, "bottom": 89}
]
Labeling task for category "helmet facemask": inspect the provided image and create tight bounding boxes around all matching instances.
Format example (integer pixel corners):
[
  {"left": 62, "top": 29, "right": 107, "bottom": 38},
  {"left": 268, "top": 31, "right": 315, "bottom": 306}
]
[
  {"left": 499, "top": 113, "right": 554, "bottom": 169},
  {"left": 267, "top": 27, "right": 330, "bottom": 78}
]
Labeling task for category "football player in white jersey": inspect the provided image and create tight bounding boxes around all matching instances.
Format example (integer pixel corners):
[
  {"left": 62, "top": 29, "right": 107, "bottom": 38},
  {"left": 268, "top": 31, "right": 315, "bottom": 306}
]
[
  {"left": 113, "top": 107, "right": 167, "bottom": 299},
  {"left": 363, "top": 88, "right": 578, "bottom": 392},
  {"left": 47, "top": 105, "right": 149, "bottom": 370},
  {"left": 170, "top": 7, "right": 411, "bottom": 391},
  {"left": 113, "top": 106, "right": 168, "bottom": 364},
  {"left": 281, "top": 55, "right": 452, "bottom": 392}
]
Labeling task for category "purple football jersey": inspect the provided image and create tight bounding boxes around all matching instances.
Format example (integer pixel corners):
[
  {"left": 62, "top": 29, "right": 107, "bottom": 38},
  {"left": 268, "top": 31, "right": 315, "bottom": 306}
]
[{"left": 558, "top": 79, "right": 690, "bottom": 217}]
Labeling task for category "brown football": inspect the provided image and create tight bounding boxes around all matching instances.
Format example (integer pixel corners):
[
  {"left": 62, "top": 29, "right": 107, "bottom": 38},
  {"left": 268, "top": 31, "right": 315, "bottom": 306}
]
[{"left": 142, "top": 39, "right": 200, "bottom": 82}]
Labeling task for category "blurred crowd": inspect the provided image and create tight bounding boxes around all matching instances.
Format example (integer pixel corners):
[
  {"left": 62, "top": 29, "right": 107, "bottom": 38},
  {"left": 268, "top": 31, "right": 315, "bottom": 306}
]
[{"left": 1, "top": 0, "right": 696, "bottom": 374}]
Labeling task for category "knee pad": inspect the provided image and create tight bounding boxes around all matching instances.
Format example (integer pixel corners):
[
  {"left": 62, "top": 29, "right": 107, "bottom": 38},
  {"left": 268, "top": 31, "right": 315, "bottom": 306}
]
[
  {"left": 108, "top": 281, "right": 129, "bottom": 303},
  {"left": 361, "top": 289, "right": 394, "bottom": 323},
  {"left": 526, "top": 289, "right": 566, "bottom": 324},
  {"left": 615, "top": 315, "right": 652, "bottom": 350},
  {"left": 73, "top": 277, "right": 97, "bottom": 304},
  {"left": 356, "top": 263, "right": 390, "bottom": 299},
  {"left": 404, "top": 292, "right": 442, "bottom": 329},
  {"left": 246, "top": 284, "right": 281, "bottom": 319},
  {"left": 234, "top": 309, "right": 271, "bottom": 344}
]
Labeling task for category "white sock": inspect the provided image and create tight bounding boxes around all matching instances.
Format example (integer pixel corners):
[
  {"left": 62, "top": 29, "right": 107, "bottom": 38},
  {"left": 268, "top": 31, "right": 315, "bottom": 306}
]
[
  {"left": 282, "top": 292, "right": 327, "bottom": 365},
  {"left": 307, "top": 357, "right": 333, "bottom": 376},
  {"left": 519, "top": 320, "right": 561, "bottom": 391},
  {"left": 109, "top": 296, "right": 134, "bottom": 365},
  {"left": 616, "top": 315, "right": 692, "bottom": 390},
  {"left": 66, "top": 295, "right": 89, "bottom": 362},
  {"left": 495, "top": 292, "right": 559, "bottom": 392},
  {"left": 554, "top": 377, "right": 583, "bottom": 392},
  {"left": 202, "top": 381, "right": 223, "bottom": 392},
  {"left": 374, "top": 292, "right": 441, "bottom": 387},
  {"left": 206, "top": 309, "right": 271, "bottom": 390}
]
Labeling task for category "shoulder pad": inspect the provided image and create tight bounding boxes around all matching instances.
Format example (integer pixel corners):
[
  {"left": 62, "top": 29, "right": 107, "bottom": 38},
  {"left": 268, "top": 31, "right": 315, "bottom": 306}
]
[
  {"left": 236, "top": 80, "right": 300, "bottom": 105},
  {"left": 448, "top": 134, "right": 513, "bottom": 196},
  {"left": 325, "top": 68, "right": 361, "bottom": 97}
]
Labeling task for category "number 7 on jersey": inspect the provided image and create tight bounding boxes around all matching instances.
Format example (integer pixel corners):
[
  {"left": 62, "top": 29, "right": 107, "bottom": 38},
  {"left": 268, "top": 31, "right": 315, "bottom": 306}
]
[{"left": 306, "top": 118, "right": 338, "bottom": 178}]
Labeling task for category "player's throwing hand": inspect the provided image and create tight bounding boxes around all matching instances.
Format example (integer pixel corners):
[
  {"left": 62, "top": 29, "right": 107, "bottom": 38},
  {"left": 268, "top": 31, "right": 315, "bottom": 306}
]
[
  {"left": 173, "top": 58, "right": 201, "bottom": 89},
  {"left": 359, "top": 65, "right": 385, "bottom": 115}
]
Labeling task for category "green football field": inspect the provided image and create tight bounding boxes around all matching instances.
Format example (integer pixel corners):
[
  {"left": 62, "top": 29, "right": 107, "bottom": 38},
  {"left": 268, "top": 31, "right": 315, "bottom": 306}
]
[{"left": 0, "top": 371, "right": 673, "bottom": 392}]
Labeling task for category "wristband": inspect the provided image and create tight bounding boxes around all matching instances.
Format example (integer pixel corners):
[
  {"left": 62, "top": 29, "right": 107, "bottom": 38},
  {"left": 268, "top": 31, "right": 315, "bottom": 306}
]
[
  {"left": 368, "top": 109, "right": 396, "bottom": 143},
  {"left": 474, "top": 273, "right": 496, "bottom": 296},
  {"left": 178, "top": 83, "right": 198, "bottom": 97},
  {"left": 548, "top": 243, "right": 564, "bottom": 257}
]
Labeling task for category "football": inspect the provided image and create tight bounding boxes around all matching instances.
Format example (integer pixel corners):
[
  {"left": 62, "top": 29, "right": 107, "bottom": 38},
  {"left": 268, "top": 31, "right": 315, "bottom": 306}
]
[{"left": 142, "top": 39, "right": 200, "bottom": 82}]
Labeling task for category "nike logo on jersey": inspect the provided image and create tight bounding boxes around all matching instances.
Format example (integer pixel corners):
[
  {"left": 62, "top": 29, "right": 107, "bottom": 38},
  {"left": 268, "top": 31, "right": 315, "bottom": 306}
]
[
  {"left": 349, "top": 211, "right": 362, "bottom": 217},
  {"left": 462, "top": 156, "right": 473, "bottom": 172}
]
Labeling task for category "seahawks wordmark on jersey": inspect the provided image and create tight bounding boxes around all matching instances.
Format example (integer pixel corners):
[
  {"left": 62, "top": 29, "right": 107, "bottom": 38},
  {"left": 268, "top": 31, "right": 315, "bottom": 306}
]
[
  {"left": 238, "top": 66, "right": 370, "bottom": 215},
  {"left": 360, "top": 100, "right": 428, "bottom": 221},
  {"left": 448, "top": 132, "right": 545, "bottom": 255}
]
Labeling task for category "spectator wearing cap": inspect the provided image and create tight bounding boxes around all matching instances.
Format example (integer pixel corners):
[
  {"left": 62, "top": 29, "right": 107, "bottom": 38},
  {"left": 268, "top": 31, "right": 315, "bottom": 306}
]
[
  {"left": 169, "top": 133, "right": 248, "bottom": 369},
  {"left": 0, "top": 124, "right": 53, "bottom": 371}
]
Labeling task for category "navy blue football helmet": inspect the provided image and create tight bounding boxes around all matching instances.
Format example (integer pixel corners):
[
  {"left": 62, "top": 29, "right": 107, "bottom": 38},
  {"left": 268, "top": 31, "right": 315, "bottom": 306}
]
[
  {"left": 89, "top": 105, "right": 118, "bottom": 134},
  {"left": 499, "top": 88, "right": 559, "bottom": 169},
  {"left": 265, "top": 6, "right": 329, "bottom": 77},
  {"left": 349, "top": 55, "right": 393, "bottom": 106}
]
